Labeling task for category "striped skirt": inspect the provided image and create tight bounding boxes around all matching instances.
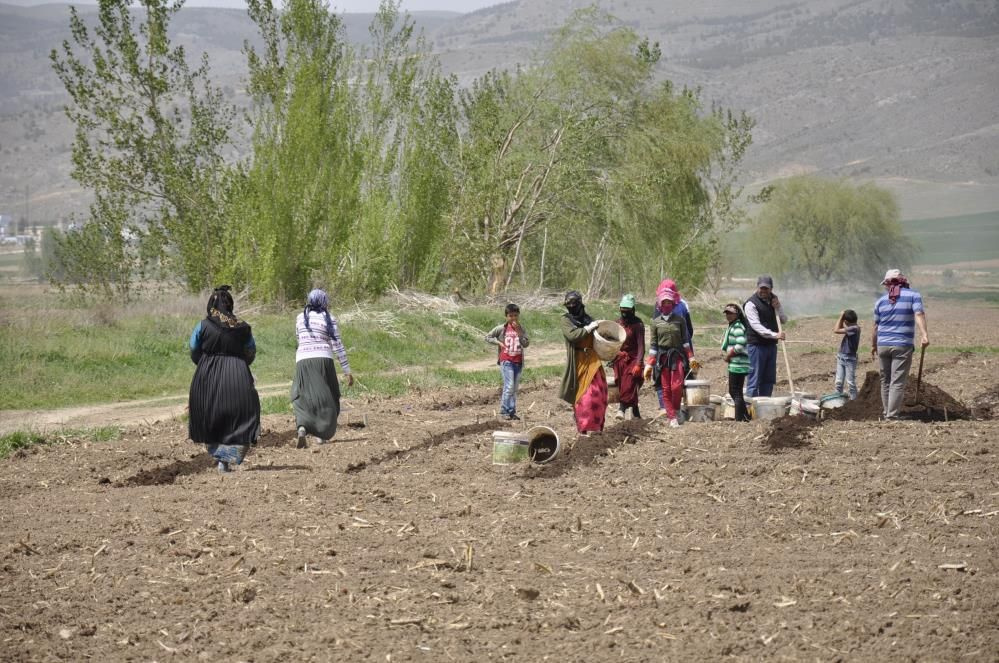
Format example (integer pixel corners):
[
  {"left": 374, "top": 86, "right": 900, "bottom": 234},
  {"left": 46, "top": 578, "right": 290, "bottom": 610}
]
[{"left": 189, "top": 354, "right": 260, "bottom": 451}]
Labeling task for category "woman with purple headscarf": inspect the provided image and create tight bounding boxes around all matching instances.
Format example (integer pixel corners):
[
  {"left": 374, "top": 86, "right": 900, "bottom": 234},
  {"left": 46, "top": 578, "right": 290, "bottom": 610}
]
[{"left": 291, "top": 289, "right": 354, "bottom": 448}]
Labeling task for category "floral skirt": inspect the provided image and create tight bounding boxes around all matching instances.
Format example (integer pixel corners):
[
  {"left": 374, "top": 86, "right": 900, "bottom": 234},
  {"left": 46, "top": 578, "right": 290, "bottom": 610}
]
[{"left": 574, "top": 368, "right": 608, "bottom": 433}]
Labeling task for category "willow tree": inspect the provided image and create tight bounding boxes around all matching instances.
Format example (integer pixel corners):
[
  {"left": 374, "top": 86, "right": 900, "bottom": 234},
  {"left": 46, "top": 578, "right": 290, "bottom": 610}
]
[
  {"left": 446, "top": 9, "right": 753, "bottom": 297},
  {"left": 751, "top": 176, "right": 915, "bottom": 283},
  {"left": 446, "top": 10, "right": 648, "bottom": 295},
  {"left": 608, "top": 88, "right": 753, "bottom": 293},
  {"left": 51, "top": 0, "right": 235, "bottom": 297}
]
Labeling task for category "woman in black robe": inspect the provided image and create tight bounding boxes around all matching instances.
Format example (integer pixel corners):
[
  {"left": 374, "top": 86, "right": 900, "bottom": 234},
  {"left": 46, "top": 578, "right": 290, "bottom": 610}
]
[{"left": 188, "top": 286, "right": 261, "bottom": 473}]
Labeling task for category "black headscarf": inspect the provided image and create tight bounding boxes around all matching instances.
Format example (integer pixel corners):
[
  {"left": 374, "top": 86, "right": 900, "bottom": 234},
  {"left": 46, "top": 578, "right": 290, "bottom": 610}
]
[
  {"left": 563, "top": 290, "right": 593, "bottom": 328},
  {"left": 206, "top": 285, "right": 243, "bottom": 328}
]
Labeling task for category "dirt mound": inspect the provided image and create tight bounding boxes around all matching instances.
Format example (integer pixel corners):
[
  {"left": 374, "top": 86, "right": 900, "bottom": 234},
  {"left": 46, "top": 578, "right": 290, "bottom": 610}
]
[
  {"left": 118, "top": 453, "right": 212, "bottom": 487},
  {"left": 829, "top": 370, "right": 972, "bottom": 421},
  {"left": 971, "top": 383, "right": 999, "bottom": 419},
  {"left": 762, "top": 416, "right": 819, "bottom": 450}
]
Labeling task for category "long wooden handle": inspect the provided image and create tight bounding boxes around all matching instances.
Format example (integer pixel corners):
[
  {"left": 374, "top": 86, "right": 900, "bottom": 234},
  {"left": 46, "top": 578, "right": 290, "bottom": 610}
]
[
  {"left": 915, "top": 345, "right": 926, "bottom": 399},
  {"left": 776, "top": 316, "right": 795, "bottom": 395}
]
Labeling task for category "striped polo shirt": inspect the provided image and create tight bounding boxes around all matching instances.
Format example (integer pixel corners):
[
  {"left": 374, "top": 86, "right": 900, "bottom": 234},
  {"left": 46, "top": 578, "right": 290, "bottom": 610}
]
[{"left": 874, "top": 288, "right": 924, "bottom": 348}]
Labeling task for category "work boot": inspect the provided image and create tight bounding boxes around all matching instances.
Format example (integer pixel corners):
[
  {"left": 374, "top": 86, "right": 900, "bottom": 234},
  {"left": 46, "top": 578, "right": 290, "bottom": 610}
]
[
  {"left": 631, "top": 406, "right": 642, "bottom": 420},
  {"left": 296, "top": 426, "right": 308, "bottom": 449}
]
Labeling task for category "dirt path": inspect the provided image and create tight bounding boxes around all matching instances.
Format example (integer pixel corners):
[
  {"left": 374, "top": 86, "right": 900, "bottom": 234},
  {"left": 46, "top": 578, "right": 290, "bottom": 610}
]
[
  {"left": 0, "top": 345, "right": 568, "bottom": 435},
  {"left": 3, "top": 300, "right": 994, "bottom": 436}
]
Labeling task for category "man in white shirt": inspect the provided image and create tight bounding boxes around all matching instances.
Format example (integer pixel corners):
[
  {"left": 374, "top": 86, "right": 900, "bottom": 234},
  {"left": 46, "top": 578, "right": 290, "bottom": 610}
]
[{"left": 743, "top": 275, "right": 787, "bottom": 398}]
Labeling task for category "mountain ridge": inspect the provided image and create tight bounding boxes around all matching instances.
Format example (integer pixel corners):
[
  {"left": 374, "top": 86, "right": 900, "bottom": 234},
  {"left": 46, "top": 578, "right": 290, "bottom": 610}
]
[{"left": 0, "top": 0, "right": 996, "bottom": 224}]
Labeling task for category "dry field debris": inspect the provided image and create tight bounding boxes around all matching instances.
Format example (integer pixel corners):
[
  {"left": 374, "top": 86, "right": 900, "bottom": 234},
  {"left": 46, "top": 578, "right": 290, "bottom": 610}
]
[{"left": 2, "top": 307, "right": 998, "bottom": 660}]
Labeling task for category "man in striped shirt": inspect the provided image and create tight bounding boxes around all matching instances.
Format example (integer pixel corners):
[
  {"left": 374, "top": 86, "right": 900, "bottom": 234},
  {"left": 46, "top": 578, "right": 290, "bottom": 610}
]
[{"left": 871, "top": 269, "right": 929, "bottom": 420}]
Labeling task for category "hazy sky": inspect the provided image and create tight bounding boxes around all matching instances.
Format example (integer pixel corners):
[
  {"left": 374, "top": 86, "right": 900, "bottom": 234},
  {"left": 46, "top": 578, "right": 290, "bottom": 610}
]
[{"left": 7, "top": 0, "right": 505, "bottom": 11}]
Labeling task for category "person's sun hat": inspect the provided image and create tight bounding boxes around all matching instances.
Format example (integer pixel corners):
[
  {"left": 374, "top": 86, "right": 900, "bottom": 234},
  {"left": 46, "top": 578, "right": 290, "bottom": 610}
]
[{"left": 881, "top": 268, "right": 903, "bottom": 284}]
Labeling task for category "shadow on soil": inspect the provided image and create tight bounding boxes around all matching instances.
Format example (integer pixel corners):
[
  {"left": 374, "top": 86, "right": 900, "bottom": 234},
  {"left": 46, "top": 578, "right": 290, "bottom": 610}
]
[{"left": 116, "top": 428, "right": 291, "bottom": 487}]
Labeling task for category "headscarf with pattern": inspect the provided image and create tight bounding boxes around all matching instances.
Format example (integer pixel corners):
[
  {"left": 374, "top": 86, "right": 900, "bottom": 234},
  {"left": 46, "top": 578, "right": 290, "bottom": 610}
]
[
  {"left": 206, "top": 285, "right": 243, "bottom": 328},
  {"left": 303, "top": 289, "right": 339, "bottom": 342}
]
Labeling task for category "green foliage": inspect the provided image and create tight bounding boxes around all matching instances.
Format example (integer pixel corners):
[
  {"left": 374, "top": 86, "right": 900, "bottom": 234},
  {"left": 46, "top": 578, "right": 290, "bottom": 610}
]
[
  {"left": 227, "top": 0, "right": 457, "bottom": 302},
  {"left": 750, "top": 176, "right": 916, "bottom": 283},
  {"left": 0, "top": 431, "right": 46, "bottom": 459},
  {"left": 50, "top": 0, "right": 235, "bottom": 297},
  {"left": 0, "top": 427, "right": 121, "bottom": 461},
  {"left": 446, "top": 9, "right": 752, "bottom": 296},
  {"left": 50, "top": 2, "right": 753, "bottom": 301},
  {"left": 0, "top": 289, "right": 565, "bottom": 409}
]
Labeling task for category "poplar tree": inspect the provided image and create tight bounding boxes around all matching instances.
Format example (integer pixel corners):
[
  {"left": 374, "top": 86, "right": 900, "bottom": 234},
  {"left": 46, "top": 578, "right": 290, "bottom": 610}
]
[{"left": 51, "top": 0, "right": 235, "bottom": 297}]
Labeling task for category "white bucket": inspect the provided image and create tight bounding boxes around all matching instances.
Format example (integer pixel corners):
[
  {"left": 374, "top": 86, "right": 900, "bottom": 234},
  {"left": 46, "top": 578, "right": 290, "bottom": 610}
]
[
  {"left": 526, "top": 426, "right": 560, "bottom": 464},
  {"left": 684, "top": 379, "right": 711, "bottom": 406},
  {"left": 721, "top": 395, "right": 736, "bottom": 419},
  {"left": 592, "top": 320, "right": 626, "bottom": 361},
  {"left": 492, "top": 431, "right": 529, "bottom": 465},
  {"left": 752, "top": 396, "right": 791, "bottom": 420}
]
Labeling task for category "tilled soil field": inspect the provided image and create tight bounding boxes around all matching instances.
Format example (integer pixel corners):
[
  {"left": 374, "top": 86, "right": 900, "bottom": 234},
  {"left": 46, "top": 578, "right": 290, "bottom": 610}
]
[{"left": 2, "top": 304, "right": 998, "bottom": 662}]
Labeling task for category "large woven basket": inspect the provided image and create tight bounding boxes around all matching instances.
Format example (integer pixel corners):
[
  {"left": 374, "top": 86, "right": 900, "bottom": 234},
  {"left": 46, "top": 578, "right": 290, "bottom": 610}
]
[{"left": 592, "top": 320, "right": 626, "bottom": 361}]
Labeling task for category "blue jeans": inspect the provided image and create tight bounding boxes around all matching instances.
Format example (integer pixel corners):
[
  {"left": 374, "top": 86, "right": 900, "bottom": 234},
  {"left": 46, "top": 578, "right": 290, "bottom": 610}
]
[
  {"left": 835, "top": 353, "right": 858, "bottom": 400},
  {"left": 746, "top": 343, "right": 778, "bottom": 398},
  {"left": 500, "top": 361, "right": 522, "bottom": 416}
]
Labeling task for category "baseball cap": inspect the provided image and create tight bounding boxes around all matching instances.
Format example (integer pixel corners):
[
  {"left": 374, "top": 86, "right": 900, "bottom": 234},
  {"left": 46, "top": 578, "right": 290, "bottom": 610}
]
[
  {"left": 619, "top": 293, "right": 636, "bottom": 309},
  {"left": 756, "top": 275, "right": 774, "bottom": 288}
]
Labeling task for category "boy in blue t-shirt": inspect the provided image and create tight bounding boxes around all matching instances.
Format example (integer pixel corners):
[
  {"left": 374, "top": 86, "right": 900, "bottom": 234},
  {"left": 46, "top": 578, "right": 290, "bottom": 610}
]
[{"left": 832, "top": 309, "right": 860, "bottom": 399}]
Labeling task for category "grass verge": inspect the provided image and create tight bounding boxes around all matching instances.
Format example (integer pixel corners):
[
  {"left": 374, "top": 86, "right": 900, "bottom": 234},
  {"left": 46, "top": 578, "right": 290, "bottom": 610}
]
[
  {"left": 0, "top": 426, "right": 121, "bottom": 459},
  {"left": 0, "top": 431, "right": 46, "bottom": 459}
]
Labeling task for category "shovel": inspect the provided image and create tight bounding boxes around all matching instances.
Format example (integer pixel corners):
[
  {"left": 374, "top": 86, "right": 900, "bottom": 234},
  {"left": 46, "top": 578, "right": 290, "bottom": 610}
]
[
  {"left": 776, "top": 316, "right": 795, "bottom": 396},
  {"left": 908, "top": 345, "right": 927, "bottom": 406}
]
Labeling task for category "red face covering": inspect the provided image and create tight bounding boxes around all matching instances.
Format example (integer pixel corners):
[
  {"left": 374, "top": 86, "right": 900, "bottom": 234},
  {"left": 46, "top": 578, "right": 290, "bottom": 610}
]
[{"left": 658, "top": 299, "right": 675, "bottom": 315}]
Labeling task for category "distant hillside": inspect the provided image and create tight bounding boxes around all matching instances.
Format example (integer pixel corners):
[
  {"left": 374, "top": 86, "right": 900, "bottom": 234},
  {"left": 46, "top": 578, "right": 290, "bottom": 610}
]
[
  {"left": 429, "top": 0, "right": 999, "bottom": 216},
  {"left": 0, "top": 0, "right": 996, "bottom": 225}
]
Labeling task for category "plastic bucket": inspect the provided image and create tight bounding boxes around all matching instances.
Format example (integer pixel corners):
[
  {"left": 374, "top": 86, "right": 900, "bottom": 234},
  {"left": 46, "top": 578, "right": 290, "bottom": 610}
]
[
  {"left": 593, "top": 320, "right": 626, "bottom": 361},
  {"left": 722, "top": 395, "right": 736, "bottom": 419},
  {"left": 685, "top": 404, "right": 716, "bottom": 422},
  {"left": 526, "top": 426, "right": 560, "bottom": 464},
  {"left": 492, "top": 430, "right": 529, "bottom": 465},
  {"left": 752, "top": 396, "right": 791, "bottom": 420},
  {"left": 684, "top": 379, "right": 711, "bottom": 406}
]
